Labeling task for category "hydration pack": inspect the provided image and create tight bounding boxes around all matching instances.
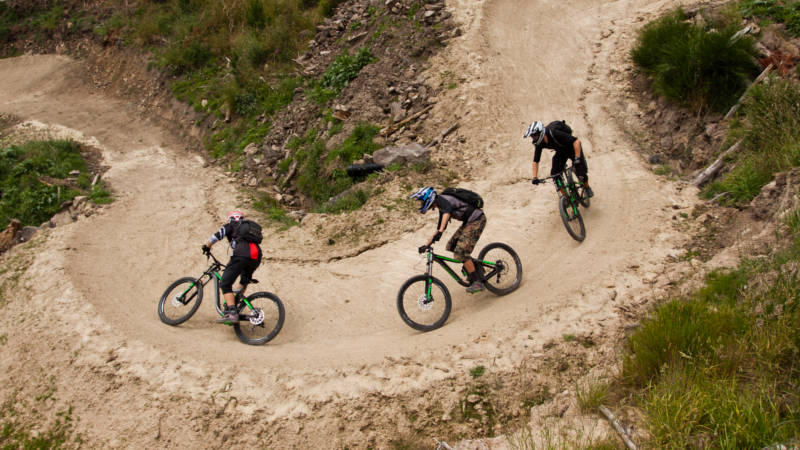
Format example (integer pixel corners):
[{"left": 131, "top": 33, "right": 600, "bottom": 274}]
[
  {"left": 441, "top": 187, "right": 484, "bottom": 210},
  {"left": 234, "top": 219, "right": 263, "bottom": 244},
  {"left": 547, "top": 120, "right": 572, "bottom": 136}
]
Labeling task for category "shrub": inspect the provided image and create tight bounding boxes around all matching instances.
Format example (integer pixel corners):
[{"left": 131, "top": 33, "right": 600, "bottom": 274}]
[{"left": 632, "top": 9, "right": 759, "bottom": 111}]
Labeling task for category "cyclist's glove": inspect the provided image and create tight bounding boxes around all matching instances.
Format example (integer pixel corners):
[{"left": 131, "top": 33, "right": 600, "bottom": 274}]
[
  {"left": 433, "top": 231, "right": 442, "bottom": 242},
  {"left": 573, "top": 156, "right": 584, "bottom": 166},
  {"left": 202, "top": 244, "right": 210, "bottom": 255},
  {"left": 418, "top": 245, "right": 430, "bottom": 254},
  {"left": 531, "top": 178, "right": 542, "bottom": 185}
]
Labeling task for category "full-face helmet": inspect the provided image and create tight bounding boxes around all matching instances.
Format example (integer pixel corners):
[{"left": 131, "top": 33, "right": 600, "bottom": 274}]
[
  {"left": 227, "top": 210, "right": 245, "bottom": 222},
  {"left": 409, "top": 186, "right": 437, "bottom": 214},
  {"left": 524, "top": 121, "right": 545, "bottom": 145}
]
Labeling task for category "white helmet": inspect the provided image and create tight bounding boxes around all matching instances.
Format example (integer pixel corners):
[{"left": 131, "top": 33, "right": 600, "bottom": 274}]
[
  {"left": 524, "top": 121, "right": 545, "bottom": 145},
  {"left": 227, "top": 210, "right": 244, "bottom": 222}
]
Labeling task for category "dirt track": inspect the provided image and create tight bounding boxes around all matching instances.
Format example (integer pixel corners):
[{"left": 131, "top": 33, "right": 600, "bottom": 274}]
[{"left": 0, "top": 0, "right": 696, "bottom": 446}]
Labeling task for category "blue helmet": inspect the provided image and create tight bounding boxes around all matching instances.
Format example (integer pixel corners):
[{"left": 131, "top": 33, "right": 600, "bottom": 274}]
[{"left": 410, "top": 186, "right": 436, "bottom": 214}]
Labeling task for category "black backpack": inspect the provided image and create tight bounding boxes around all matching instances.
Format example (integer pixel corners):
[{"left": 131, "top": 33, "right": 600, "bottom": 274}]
[
  {"left": 233, "top": 219, "right": 263, "bottom": 244},
  {"left": 547, "top": 120, "right": 572, "bottom": 136},
  {"left": 441, "top": 187, "right": 484, "bottom": 210}
]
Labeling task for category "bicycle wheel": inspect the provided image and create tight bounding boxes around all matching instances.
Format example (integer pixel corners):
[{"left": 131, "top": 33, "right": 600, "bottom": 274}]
[
  {"left": 158, "top": 277, "right": 203, "bottom": 325},
  {"left": 477, "top": 242, "right": 523, "bottom": 295},
  {"left": 397, "top": 275, "right": 452, "bottom": 331},
  {"left": 233, "top": 292, "right": 285, "bottom": 345},
  {"left": 558, "top": 196, "right": 586, "bottom": 242},
  {"left": 577, "top": 186, "right": 591, "bottom": 208}
]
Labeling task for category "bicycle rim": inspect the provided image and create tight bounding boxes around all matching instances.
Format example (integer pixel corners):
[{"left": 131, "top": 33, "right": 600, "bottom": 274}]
[{"left": 477, "top": 243, "right": 522, "bottom": 295}]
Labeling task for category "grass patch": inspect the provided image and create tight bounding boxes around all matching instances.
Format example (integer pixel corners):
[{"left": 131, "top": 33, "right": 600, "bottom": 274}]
[
  {"left": 0, "top": 393, "right": 76, "bottom": 449},
  {"left": 308, "top": 46, "right": 377, "bottom": 104},
  {"left": 631, "top": 8, "right": 760, "bottom": 112},
  {"left": 0, "top": 140, "right": 111, "bottom": 227},
  {"left": 617, "top": 234, "right": 800, "bottom": 447},
  {"left": 252, "top": 192, "right": 298, "bottom": 229},
  {"left": 703, "top": 77, "right": 800, "bottom": 204},
  {"left": 575, "top": 381, "right": 609, "bottom": 414},
  {"left": 469, "top": 365, "right": 486, "bottom": 379}
]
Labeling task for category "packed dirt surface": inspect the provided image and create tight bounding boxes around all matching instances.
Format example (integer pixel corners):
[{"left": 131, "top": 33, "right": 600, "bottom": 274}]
[{"left": 0, "top": 0, "right": 704, "bottom": 447}]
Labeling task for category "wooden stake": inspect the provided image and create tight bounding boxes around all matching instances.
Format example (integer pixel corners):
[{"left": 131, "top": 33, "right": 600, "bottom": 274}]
[
  {"left": 599, "top": 406, "right": 638, "bottom": 450},
  {"left": 692, "top": 139, "right": 743, "bottom": 187},
  {"left": 724, "top": 64, "right": 773, "bottom": 121}
]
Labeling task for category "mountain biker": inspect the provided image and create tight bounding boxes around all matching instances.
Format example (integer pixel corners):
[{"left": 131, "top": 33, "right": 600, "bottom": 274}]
[
  {"left": 525, "top": 120, "right": 594, "bottom": 198},
  {"left": 201, "top": 211, "right": 262, "bottom": 324},
  {"left": 410, "top": 186, "right": 487, "bottom": 294}
]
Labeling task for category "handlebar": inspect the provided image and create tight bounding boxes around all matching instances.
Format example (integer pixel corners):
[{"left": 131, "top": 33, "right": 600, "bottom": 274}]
[{"left": 202, "top": 248, "right": 225, "bottom": 267}]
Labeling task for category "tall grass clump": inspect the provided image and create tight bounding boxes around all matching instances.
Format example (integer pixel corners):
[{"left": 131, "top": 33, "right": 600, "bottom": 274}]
[
  {"left": 704, "top": 77, "right": 800, "bottom": 204},
  {"left": 619, "top": 235, "right": 800, "bottom": 448},
  {"left": 0, "top": 140, "right": 111, "bottom": 227},
  {"left": 740, "top": 0, "right": 800, "bottom": 36},
  {"left": 631, "top": 9, "right": 760, "bottom": 112}
]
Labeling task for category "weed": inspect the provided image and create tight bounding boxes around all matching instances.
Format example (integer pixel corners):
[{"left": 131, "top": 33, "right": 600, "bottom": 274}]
[
  {"left": 653, "top": 164, "right": 672, "bottom": 176},
  {"left": 316, "top": 189, "right": 370, "bottom": 214},
  {"left": 740, "top": 0, "right": 800, "bottom": 36},
  {"left": 470, "top": 365, "right": 486, "bottom": 378},
  {"left": 575, "top": 380, "right": 609, "bottom": 413},
  {"left": 562, "top": 334, "right": 576, "bottom": 343},
  {"left": 327, "top": 123, "right": 381, "bottom": 164},
  {"left": 309, "top": 47, "right": 376, "bottom": 104},
  {"left": 252, "top": 192, "right": 298, "bottom": 229}
]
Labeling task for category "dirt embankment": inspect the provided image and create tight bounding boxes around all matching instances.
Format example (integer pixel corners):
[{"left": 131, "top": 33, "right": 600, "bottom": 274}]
[{"left": 0, "top": 0, "right": 771, "bottom": 447}]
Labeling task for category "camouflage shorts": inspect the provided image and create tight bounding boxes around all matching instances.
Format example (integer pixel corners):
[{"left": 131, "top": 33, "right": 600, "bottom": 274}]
[{"left": 446, "top": 215, "right": 487, "bottom": 261}]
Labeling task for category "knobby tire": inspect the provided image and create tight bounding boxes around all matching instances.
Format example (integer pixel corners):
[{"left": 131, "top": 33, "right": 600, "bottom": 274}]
[
  {"left": 559, "top": 196, "right": 586, "bottom": 242},
  {"left": 233, "top": 292, "right": 285, "bottom": 345},
  {"left": 477, "top": 243, "right": 523, "bottom": 295},
  {"left": 397, "top": 275, "right": 452, "bottom": 331},
  {"left": 158, "top": 277, "right": 203, "bottom": 325}
]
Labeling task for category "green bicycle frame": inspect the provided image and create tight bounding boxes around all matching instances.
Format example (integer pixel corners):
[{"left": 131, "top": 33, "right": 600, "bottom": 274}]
[{"left": 426, "top": 250, "right": 497, "bottom": 288}]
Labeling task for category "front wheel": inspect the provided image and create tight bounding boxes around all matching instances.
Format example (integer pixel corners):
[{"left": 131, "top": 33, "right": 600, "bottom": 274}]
[
  {"left": 578, "top": 185, "right": 591, "bottom": 208},
  {"left": 559, "top": 196, "right": 586, "bottom": 242},
  {"left": 397, "top": 275, "right": 452, "bottom": 331},
  {"left": 158, "top": 277, "right": 203, "bottom": 325},
  {"left": 477, "top": 243, "right": 523, "bottom": 295},
  {"left": 233, "top": 292, "right": 285, "bottom": 345}
]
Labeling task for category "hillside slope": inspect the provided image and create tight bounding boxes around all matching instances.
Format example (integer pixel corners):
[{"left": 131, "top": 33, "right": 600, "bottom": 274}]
[{"left": 0, "top": 0, "right": 700, "bottom": 446}]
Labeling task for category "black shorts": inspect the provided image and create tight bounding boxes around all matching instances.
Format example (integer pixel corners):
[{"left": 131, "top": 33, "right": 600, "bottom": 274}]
[
  {"left": 220, "top": 256, "right": 261, "bottom": 294},
  {"left": 551, "top": 149, "right": 588, "bottom": 182}
]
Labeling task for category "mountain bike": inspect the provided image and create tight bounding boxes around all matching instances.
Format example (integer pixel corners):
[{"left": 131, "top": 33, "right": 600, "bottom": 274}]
[
  {"left": 157, "top": 250, "right": 285, "bottom": 345},
  {"left": 541, "top": 163, "right": 591, "bottom": 242},
  {"left": 397, "top": 243, "right": 523, "bottom": 331}
]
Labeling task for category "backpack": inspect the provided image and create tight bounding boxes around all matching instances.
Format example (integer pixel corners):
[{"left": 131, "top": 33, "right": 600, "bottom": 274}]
[
  {"left": 441, "top": 187, "right": 484, "bottom": 210},
  {"left": 545, "top": 120, "right": 573, "bottom": 147},
  {"left": 233, "top": 219, "right": 263, "bottom": 244}
]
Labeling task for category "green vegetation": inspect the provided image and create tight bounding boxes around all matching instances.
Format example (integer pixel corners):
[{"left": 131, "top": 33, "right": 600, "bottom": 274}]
[
  {"left": 469, "top": 365, "right": 486, "bottom": 379},
  {"left": 617, "top": 232, "right": 800, "bottom": 448},
  {"left": 740, "top": 0, "right": 800, "bottom": 36},
  {"left": 1, "top": 393, "right": 75, "bottom": 448},
  {"left": 704, "top": 77, "right": 800, "bottom": 204},
  {"left": 631, "top": 9, "right": 760, "bottom": 112},
  {"left": 283, "top": 123, "right": 380, "bottom": 211},
  {"left": 308, "top": 47, "right": 377, "bottom": 104},
  {"left": 0, "top": 140, "right": 111, "bottom": 227}
]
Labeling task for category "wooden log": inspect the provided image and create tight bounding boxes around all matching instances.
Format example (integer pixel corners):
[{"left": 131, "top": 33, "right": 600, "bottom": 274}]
[
  {"left": 724, "top": 64, "right": 773, "bottom": 121},
  {"left": 599, "top": 406, "right": 638, "bottom": 450},
  {"left": 426, "top": 122, "right": 459, "bottom": 147},
  {"left": 692, "top": 139, "right": 743, "bottom": 187}
]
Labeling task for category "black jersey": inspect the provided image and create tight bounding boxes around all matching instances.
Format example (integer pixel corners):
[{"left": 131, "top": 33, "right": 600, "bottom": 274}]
[{"left": 211, "top": 222, "right": 262, "bottom": 260}]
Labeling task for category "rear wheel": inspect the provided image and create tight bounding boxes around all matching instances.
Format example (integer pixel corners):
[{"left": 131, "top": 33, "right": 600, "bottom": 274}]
[
  {"left": 477, "top": 243, "right": 523, "bottom": 295},
  {"left": 233, "top": 292, "right": 285, "bottom": 345},
  {"left": 158, "top": 277, "right": 203, "bottom": 325},
  {"left": 559, "top": 196, "right": 586, "bottom": 242},
  {"left": 397, "top": 275, "right": 452, "bottom": 331}
]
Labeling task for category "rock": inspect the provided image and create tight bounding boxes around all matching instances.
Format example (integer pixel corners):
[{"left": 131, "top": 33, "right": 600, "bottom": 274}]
[
  {"left": 648, "top": 154, "right": 663, "bottom": 164},
  {"left": 243, "top": 143, "right": 259, "bottom": 156},
  {"left": 18, "top": 226, "right": 38, "bottom": 243},
  {"left": 50, "top": 211, "right": 75, "bottom": 227},
  {"left": 288, "top": 210, "right": 306, "bottom": 221},
  {"left": 372, "top": 143, "right": 430, "bottom": 166}
]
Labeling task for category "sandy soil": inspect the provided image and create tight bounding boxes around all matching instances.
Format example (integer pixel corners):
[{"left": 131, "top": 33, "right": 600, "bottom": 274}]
[{"left": 0, "top": 0, "right": 700, "bottom": 447}]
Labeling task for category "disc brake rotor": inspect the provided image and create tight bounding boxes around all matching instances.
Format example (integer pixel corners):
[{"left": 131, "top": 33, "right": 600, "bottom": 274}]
[
  {"left": 172, "top": 295, "right": 182, "bottom": 307},
  {"left": 248, "top": 307, "right": 265, "bottom": 326},
  {"left": 417, "top": 293, "right": 433, "bottom": 311}
]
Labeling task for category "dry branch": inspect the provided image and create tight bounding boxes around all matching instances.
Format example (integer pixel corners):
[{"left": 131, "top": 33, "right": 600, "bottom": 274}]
[
  {"left": 379, "top": 105, "right": 434, "bottom": 137},
  {"left": 724, "top": 64, "right": 773, "bottom": 121},
  {"left": 692, "top": 139, "right": 743, "bottom": 187},
  {"left": 426, "top": 122, "right": 459, "bottom": 147},
  {"left": 599, "top": 406, "right": 638, "bottom": 450}
]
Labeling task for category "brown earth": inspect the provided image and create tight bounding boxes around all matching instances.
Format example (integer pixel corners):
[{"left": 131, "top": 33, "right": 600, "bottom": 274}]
[{"left": 0, "top": 0, "right": 776, "bottom": 447}]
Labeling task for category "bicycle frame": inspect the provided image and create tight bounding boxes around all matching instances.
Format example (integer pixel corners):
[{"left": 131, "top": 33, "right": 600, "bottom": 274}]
[
  {"left": 175, "top": 253, "right": 256, "bottom": 315},
  {"left": 549, "top": 166, "right": 583, "bottom": 214},
  {"left": 424, "top": 249, "right": 500, "bottom": 287}
]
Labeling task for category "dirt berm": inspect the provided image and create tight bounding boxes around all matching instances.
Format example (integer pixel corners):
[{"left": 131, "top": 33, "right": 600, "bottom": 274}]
[{"left": 0, "top": 0, "right": 705, "bottom": 447}]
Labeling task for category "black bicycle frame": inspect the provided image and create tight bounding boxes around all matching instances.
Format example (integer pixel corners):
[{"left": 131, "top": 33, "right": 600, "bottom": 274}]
[
  {"left": 425, "top": 250, "right": 501, "bottom": 287},
  {"left": 552, "top": 166, "right": 582, "bottom": 215},
  {"left": 176, "top": 254, "right": 256, "bottom": 313}
]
